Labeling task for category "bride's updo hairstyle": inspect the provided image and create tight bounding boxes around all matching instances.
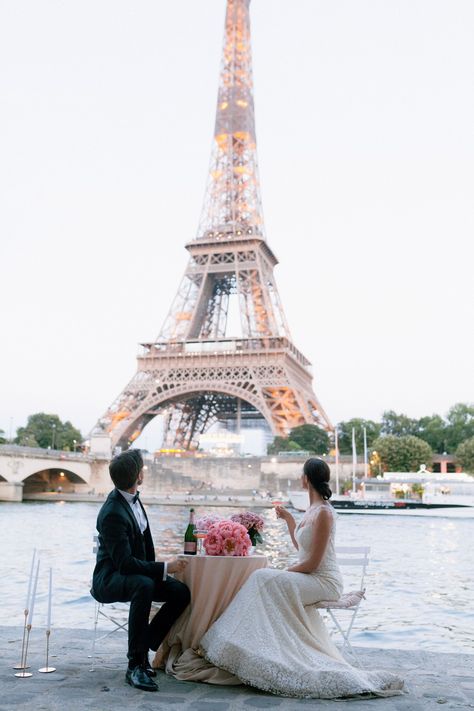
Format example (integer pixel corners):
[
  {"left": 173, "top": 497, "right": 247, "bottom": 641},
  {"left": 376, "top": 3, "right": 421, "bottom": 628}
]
[{"left": 303, "top": 458, "right": 332, "bottom": 500}]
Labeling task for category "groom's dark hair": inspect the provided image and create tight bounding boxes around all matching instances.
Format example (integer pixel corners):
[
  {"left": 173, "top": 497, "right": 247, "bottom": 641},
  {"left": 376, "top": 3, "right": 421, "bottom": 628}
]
[{"left": 109, "top": 449, "right": 143, "bottom": 491}]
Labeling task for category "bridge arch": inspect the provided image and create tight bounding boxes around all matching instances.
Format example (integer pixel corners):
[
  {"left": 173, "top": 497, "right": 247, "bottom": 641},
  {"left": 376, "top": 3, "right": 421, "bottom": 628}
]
[{"left": 22, "top": 467, "right": 89, "bottom": 494}]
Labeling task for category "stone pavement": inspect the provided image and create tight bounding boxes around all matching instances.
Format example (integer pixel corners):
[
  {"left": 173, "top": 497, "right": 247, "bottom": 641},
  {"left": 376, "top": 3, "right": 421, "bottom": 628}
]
[{"left": 1, "top": 626, "right": 473, "bottom": 711}]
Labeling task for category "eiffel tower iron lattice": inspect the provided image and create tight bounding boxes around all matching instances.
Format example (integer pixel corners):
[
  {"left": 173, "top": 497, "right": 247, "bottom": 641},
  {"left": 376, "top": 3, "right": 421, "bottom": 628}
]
[{"left": 95, "top": 0, "right": 332, "bottom": 451}]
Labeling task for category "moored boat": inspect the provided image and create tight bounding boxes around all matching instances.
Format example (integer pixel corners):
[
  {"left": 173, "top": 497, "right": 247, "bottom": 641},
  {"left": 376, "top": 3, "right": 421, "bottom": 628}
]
[{"left": 288, "top": 470, "right": 474, "bottom": 516}]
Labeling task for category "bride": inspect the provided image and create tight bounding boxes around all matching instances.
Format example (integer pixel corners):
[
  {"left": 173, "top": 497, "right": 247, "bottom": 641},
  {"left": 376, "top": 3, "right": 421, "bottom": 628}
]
[{"left": 200, "top": 458, "right": 404, "bottom": 699}]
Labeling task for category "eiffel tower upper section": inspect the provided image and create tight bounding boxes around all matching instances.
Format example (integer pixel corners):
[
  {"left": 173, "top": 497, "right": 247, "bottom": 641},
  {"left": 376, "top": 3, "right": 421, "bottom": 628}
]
[
  {"left": 197, "top": 0, "right": 265, "bottom": 242},
  {"left": 95, "top": 0, "right": 332, "bottom": 450},
  {"left": 157, "top": 0, "right": 289, "bottom": 345}
]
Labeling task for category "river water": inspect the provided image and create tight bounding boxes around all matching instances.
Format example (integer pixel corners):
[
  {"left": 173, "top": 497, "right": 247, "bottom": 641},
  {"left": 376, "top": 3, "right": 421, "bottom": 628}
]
[{"left": 1, "top": 501, "right": 473, "bottom": 653}]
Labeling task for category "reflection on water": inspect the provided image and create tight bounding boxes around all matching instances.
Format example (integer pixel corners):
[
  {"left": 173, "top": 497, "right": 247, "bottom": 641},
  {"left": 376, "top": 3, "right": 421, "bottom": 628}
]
[{"left": 1, "top": 501, "right": 473, "bottom": 653}]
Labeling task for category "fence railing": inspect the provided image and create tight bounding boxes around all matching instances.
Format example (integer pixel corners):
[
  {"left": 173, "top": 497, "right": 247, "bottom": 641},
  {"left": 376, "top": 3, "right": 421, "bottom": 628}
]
[{"left": 0, "top": 444, "right": 89, "bottom": 461}]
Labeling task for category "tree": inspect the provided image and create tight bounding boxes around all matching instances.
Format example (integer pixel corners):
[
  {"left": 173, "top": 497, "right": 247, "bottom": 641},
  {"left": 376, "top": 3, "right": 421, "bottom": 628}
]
[
  {"left": 417, "top": 414, "right": 448, "bottom": 454},
  {"left": 455, "top": 437, "right": 474, "bottom": 474},
  {"left": 0, "top": 429, "right": 6, "bottom": 445},
  {"left": 289, "top": 425, "right": 330, "bottom": 454},
  {"left": 372, "top": 435, "right": 433, "bottom": 472},
  {"left": 267, "top": 437, "right": 301, "bottom": 455},
  {"left": 380, "top": 410, "right": 420, "bottom": 438},
  {"left": 336, "top": 419, "right": 381, "bottom": 455},
  {"left": 16, "top": 431, "right": 39, "bottom": 447},
  {"left": 15, "top": 413, "right": 82, "bottom": 451},
  {"left": 445, "top": 403, "right": 474, "bottom": 452}
]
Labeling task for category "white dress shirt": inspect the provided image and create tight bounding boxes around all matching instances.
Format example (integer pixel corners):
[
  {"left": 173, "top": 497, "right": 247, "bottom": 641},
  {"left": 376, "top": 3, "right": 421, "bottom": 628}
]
[{"left": 118, "top": 489, "right": 167, "bottom": 581}]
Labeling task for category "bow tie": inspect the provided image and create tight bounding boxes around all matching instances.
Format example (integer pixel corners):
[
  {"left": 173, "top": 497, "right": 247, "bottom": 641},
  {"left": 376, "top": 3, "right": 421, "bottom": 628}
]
[{"left": 132, "top": 491, "right": 140, "bottom": 504}]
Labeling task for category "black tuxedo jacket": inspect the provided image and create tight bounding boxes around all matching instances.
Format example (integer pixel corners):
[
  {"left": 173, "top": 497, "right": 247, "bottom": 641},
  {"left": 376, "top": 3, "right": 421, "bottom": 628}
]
[{"left": 92, "top": 488, "right": 165, "bottom": 603}]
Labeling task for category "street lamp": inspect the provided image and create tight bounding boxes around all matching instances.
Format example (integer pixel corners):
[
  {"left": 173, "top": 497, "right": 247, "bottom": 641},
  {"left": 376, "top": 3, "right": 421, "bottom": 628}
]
[{"left": 51, "top": 424, "right": 56, "bottom": 450}]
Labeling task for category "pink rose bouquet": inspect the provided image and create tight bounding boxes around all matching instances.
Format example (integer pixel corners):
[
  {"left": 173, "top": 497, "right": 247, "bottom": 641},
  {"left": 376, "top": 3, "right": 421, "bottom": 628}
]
[
  {"left": 203, "top": 519, "right": 252, "bottom": 556},
  {"left": 230, "top": 511, "right": 265, "bottom": 545}
]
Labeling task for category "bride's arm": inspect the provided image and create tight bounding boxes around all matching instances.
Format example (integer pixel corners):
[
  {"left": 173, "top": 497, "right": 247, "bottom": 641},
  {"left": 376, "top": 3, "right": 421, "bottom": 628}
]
[
  {"left": 275, "top": 506, "right": 298, "bottom": 550},
  {"left": 287, "top": 507, "right": 332, "bottom": 574}
]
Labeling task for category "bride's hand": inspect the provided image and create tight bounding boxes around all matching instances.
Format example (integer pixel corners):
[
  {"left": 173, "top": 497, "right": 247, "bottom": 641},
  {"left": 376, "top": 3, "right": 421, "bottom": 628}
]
[{"left": 275, "top": 505, "right": 293, "bottom": 523}]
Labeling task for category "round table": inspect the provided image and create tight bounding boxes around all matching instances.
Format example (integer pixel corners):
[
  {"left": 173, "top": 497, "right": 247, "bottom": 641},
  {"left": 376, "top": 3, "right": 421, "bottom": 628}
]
[{"left": 154, "top": 554, "right": 268, "bottom": 683}]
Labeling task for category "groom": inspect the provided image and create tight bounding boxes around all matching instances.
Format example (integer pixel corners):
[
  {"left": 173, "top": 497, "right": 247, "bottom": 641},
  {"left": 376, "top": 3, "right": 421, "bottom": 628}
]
[{"left": 92, "top": 449, "right": 190, "bottom": 692}]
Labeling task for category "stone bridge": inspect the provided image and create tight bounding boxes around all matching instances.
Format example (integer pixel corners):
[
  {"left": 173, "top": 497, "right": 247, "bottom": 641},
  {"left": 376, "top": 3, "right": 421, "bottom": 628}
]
[{"left": 0, "top": 445, "right": 111, "bottom": 501}]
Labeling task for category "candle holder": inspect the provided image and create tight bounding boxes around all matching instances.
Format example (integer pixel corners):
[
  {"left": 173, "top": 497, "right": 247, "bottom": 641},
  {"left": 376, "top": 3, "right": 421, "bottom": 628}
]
[
  {"left": 38, "top": 629, "right": 56, "bottom": 673},
  {"left": 13, "top": 609, "right": 31, "bottom": 670},
  {"left": 14, "top": 624, "right": 33, "bottom": 678}
]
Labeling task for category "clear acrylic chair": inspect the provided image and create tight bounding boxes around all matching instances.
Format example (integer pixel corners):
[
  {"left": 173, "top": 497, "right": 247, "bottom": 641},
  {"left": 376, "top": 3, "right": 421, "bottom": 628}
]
[
  {"left": 89, "top": 535, "right": 129, "bottom": 671},
  {"left": 314, "top": 545, "right": 370, "bottom": 665}
]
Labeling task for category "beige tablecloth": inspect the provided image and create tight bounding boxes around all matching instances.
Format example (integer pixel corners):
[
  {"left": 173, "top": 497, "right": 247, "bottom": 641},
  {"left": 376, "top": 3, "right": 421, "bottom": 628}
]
[{"left": 153, "top": 554, "right": 267, "bottom": 683}]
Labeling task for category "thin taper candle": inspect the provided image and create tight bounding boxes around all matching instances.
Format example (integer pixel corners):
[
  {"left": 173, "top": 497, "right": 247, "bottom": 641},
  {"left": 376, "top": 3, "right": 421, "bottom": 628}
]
[
  {"left": 352, "top": 427, "right": 357, "bottom": 493},
  {"left": 25, "top": 549, "right": 36, "bottom": 611},
  {"left": 27, "top": 559, "right": 40, "bottom": 626},
  {"left": 363, "top": 427, "right": 368, "bottom": 478},
  {"left": 46, "top": 568, "right": 52, "bottom": 630}
]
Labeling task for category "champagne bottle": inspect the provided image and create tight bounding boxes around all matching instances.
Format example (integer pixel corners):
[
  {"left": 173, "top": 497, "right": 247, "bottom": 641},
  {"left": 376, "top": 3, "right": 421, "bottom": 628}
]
[{"left": 184, "top": 508, "right": 197, "bottom": 555}]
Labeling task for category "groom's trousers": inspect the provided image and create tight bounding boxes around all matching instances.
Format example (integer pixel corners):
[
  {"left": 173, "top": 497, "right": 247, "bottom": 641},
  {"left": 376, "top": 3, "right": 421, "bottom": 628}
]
[{"left": 117, "top": 574, "right": 190, "bottom": 663}]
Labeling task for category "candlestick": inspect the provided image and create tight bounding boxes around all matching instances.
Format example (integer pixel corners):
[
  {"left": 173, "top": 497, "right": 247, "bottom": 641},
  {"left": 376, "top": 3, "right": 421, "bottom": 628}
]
[
  {"left": 13, "top": 550, "right": 36, "bottom": 671},
  {"left": 14, "top": 624, "right": 32, "bottom": 678},
  {"left": 12, "top": 610, "right": 30, "bottom": 670},
  {"left": 38, "top": 629, "right": 56, "bottom": 673},
  {"left": 46, "top": 568, "right": 52, "bottom": 630}
]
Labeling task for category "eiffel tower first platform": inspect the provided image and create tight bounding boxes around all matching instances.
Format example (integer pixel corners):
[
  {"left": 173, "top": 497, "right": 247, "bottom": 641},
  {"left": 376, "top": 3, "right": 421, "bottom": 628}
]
[{"left": 95, "top": 0, "right": 332, "bottom": 451}]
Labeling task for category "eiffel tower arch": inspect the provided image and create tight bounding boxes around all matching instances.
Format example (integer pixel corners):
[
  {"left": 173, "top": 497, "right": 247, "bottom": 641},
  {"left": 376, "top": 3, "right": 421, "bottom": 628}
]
[{"left": 94, "top": 0, "right": 332, "bottom": 450}]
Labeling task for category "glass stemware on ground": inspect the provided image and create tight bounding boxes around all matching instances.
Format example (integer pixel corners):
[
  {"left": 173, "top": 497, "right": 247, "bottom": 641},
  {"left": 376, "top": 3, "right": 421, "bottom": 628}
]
[{"left": 194, "top": 528, "right": 207, "bottom": 556}]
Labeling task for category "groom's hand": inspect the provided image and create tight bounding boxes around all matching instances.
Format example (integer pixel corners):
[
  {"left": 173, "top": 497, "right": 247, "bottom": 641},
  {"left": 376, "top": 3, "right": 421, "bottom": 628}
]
[{"left": 167, "top": 557, "right": 189, "bottom": 575}]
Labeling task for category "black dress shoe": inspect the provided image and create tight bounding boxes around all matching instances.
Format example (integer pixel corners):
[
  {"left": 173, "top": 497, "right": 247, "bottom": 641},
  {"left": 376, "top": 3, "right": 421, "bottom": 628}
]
[{"left": 125, "top": 664, "right": 158, "bottom": 692}]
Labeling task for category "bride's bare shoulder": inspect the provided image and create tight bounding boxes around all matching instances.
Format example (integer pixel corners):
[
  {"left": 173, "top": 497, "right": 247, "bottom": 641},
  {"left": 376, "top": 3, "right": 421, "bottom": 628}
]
[{"left": 304, "top": 503, "right": 334, "bottom": 524}]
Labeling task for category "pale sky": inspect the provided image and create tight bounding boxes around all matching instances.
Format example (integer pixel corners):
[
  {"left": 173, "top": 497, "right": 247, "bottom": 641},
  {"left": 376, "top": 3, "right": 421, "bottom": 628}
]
[{"left": 1, "top": 0, "right": 473, "bottom": 449}]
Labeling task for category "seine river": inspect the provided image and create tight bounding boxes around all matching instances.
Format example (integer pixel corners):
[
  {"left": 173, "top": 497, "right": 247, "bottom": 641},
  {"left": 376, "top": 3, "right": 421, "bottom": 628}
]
[{"left": 1, "top": 502, "right": 473, "bottom": 654}]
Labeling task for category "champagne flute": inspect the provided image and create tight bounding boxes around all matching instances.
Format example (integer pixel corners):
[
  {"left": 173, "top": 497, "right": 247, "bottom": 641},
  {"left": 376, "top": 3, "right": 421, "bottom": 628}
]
[
  {"left": 194, "top": 529, "right": 207, "bottom": 556},
  {"left": 272, "top": 498, "right": 283, "bottom": 518}
]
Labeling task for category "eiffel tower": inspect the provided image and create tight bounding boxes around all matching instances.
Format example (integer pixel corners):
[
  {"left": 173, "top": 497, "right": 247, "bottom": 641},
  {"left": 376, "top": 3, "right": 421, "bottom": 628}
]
[{"left": 95, "top": 0, "right": 332, "bottom": 451}]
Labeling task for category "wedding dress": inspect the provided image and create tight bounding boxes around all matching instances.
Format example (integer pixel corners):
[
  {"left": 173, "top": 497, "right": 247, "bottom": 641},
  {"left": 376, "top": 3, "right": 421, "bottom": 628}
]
[{"left": 200, "top": 503, "right": 404, "bottom": 699}]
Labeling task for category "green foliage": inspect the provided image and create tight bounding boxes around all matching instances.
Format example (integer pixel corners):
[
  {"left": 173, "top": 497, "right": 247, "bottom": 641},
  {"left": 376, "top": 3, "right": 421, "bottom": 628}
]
[
  {"left": 417, "top": 415, "right": 448, "bottom": 454},
  {"left": 267, "top": 403, "right": 474, "bottom": 459},
  {"left": 455, "top": 436, "right": 474, "bottom": 474},
  {"left": 342, "top": 404, "right": 474, "bottom": 455},
  {"left": 381, "top": 410, "right": 420, "bottom": 437},
  {"left": 267, "top": 425, "right": 329, "bottom": 455},
  {"left": 288, "top": 425, "right": 330, "bottom": 454},
  {"left": 0, "top": 429, "right": 6, "bottom": 445},
  {"left": 372, "top": 435, "right": 433, "bottom": 472},
  {"left": 15, "top": 413, "right": 82, "bottom": 451},
  {"left": 336, "top": 419, "right": 381, "bottom": 454},
  {"left": 411, "top": 482, "right": 424, "bottom": 499},
  {"left": 267, "top": 437, "right": 300, "bottom": 454},
  {"left": 445, "top": 403, "right": 474, "bottom": 453}
]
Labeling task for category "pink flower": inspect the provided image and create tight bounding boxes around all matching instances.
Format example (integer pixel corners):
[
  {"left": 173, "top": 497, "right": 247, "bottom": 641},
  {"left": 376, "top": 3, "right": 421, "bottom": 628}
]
[
  {"left": 230, "top": 512, "right": 265, "bottom": 532},
  {"left": 203, "top": 520, "right": 251, "bottom": 556}
]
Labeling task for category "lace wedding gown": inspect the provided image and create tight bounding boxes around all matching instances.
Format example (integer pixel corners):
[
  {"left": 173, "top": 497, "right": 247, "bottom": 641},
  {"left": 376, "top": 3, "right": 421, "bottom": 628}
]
[{"left": 200, "top": 503, "right": 404, "bottom": 699}]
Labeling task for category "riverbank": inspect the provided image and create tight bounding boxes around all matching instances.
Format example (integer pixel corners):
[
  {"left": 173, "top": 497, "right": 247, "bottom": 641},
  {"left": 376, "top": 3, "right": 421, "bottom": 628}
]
[
  {"left": 1, "top": 626, "right": 473, "bottom": 710},
  {"left": 22, "top": 492, "right": 278, "bottom": 507}
]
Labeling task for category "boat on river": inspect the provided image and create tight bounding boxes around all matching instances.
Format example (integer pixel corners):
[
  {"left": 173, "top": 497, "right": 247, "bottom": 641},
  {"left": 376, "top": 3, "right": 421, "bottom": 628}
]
[{"left": 288, "top": 470, "right": 474, "bottom": 517}]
